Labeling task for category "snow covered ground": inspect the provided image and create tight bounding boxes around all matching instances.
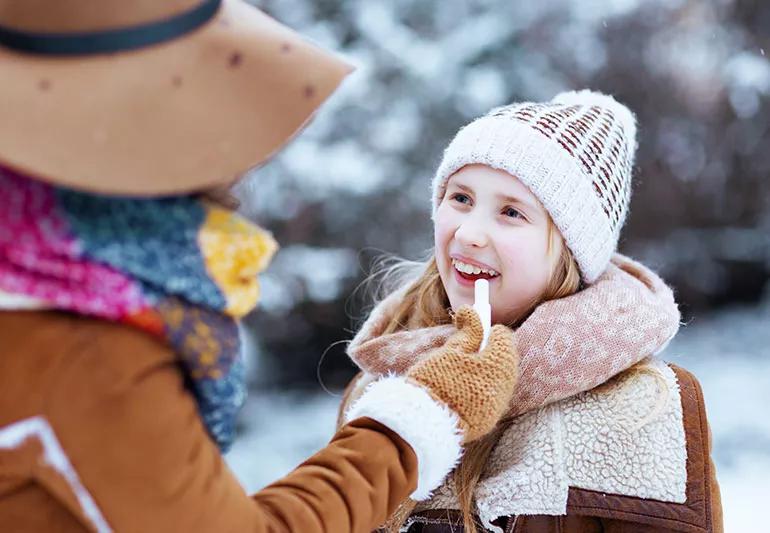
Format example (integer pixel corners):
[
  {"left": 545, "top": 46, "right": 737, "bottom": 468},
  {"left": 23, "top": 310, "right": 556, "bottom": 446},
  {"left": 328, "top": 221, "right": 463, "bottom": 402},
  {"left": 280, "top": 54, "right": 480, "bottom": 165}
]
[{"left": 226, "top": 299, "right": 770, "bottom": 531}]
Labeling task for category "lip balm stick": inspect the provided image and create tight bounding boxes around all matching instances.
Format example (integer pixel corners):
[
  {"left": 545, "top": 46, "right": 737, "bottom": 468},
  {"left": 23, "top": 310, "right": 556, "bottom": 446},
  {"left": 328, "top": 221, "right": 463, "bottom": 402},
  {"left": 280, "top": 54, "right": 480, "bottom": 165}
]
[{"left": 473, "top": 278, "right": 491, "bottom": 351}]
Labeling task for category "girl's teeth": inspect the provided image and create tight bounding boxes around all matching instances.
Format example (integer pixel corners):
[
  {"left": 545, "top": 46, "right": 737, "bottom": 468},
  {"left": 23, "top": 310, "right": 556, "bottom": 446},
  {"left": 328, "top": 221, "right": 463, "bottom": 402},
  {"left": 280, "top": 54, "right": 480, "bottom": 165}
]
[{"left": 452, "top": 258, "right": 498, "bottom": 277}]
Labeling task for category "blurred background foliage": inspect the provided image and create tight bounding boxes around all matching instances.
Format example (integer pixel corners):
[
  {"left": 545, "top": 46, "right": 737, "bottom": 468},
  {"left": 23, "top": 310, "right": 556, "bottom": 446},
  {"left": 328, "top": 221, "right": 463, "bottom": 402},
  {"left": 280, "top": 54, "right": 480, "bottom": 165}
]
[{"left": 233, "top": 0, "right": 770, "bottom": 391}]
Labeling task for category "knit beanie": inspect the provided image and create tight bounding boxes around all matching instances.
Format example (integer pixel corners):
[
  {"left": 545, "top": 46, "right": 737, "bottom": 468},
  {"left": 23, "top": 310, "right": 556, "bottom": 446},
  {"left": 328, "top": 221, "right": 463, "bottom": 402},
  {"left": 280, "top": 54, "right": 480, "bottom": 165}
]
[{"left": 431, "top": 90, "right": 637, "bottom": 283}]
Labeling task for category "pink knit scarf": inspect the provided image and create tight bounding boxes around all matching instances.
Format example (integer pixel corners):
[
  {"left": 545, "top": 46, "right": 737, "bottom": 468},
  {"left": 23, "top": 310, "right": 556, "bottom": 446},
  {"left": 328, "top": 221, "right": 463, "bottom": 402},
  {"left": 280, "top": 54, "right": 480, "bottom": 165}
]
[{"left": 348, "top": 254, "right": 680, "bottom": 418}]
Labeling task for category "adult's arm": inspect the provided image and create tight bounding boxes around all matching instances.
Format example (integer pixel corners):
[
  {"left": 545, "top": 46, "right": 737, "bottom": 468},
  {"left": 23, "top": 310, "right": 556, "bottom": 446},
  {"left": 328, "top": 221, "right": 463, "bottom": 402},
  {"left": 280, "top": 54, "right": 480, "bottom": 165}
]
[{"left": 10, "top": 313, "right": 460, "bottom": 533}]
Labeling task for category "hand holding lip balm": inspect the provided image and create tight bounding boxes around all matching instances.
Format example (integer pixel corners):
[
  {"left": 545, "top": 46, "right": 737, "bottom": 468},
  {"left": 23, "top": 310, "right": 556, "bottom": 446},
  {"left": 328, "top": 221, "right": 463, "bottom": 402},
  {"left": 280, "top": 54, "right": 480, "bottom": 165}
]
[
  {"left": 405, "top": 295, "right": 519, "bottom": 443},
  {"left": 473, "top": 279, "right": 491, "bottom": 350}
]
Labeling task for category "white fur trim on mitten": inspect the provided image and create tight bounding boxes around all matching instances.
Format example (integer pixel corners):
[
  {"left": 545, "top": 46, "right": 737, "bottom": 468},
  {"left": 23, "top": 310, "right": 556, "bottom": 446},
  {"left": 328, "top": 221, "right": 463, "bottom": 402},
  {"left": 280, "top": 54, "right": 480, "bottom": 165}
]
[{"left": 345, "top": 375, "right": 463, "bottom": 501}]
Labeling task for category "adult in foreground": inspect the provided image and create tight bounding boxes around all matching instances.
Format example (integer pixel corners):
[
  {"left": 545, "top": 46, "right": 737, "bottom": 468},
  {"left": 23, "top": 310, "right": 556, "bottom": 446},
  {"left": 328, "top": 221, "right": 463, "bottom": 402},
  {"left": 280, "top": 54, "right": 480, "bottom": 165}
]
[{"left": 0, "top": 1, "right": 519, "bottom": 531}]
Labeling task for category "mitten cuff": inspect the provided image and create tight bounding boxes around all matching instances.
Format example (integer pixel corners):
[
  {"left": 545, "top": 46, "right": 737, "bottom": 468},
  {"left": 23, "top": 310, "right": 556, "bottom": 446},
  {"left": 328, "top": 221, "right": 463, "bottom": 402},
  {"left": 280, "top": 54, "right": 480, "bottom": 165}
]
[{"left": 345, "top": 374, "right": 463, "bottom": 500}]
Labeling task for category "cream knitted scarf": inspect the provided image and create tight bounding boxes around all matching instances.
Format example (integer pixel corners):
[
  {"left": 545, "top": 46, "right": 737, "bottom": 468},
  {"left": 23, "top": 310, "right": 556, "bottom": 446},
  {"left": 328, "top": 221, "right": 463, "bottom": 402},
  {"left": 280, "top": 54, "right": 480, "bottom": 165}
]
[{"left": 347, "top": 254, "right": 680, "bottom": 419}]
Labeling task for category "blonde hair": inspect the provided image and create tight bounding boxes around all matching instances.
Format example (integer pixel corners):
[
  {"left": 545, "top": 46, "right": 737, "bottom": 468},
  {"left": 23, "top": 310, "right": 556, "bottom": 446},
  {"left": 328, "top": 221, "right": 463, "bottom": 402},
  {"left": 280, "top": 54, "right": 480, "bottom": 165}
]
[{"left": 357, "top": 218, "right": 581, "bottom": 533}]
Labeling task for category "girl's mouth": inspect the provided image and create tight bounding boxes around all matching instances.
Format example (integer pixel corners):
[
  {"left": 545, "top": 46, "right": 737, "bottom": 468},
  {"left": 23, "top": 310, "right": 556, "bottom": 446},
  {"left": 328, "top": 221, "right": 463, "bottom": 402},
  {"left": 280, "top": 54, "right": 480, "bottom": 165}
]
[{"left": 451, "top": 258, "right": 500, "bottom": 285}]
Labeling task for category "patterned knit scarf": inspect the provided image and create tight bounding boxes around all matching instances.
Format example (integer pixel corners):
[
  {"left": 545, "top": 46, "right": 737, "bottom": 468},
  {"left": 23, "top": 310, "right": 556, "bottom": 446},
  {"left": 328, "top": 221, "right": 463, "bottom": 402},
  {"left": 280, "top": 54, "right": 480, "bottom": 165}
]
[
  {"left": 348, "top": 254, "right": 681, "bottom": 418},
  {"left": 0, "top": 168, "right": 277, "bottom": 451}
]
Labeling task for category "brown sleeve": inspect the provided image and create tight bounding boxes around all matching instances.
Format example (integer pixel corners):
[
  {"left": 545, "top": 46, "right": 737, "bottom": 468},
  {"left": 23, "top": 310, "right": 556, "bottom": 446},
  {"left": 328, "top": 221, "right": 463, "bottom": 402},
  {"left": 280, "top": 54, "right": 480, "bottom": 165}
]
[
  {"left": 254, "top": 417, "right": 417, "bottom": 532},
  {"left": 42, "top": 318, "right": 417, "bottom": 533}
]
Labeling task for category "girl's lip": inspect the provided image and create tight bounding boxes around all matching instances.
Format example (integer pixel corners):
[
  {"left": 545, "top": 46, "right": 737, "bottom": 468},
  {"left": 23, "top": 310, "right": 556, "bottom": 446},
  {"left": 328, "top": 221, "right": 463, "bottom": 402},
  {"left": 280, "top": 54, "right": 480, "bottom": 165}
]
[
  {"left": 450, "top": 253, "right": 498, "bottom": 273},
  {"left": 453, "top": 268, "right": 476, "bottom": 288},
  {"left": 452, "top": 266, "right": 499, "bottom": 288}
]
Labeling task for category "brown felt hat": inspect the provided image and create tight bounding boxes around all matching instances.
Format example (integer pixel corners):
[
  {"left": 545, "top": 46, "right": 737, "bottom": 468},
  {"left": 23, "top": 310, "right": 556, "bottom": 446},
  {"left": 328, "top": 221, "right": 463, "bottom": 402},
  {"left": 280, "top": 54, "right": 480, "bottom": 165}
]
[{"left": 0, "top": 0, "right": 353, "bottom": 195}]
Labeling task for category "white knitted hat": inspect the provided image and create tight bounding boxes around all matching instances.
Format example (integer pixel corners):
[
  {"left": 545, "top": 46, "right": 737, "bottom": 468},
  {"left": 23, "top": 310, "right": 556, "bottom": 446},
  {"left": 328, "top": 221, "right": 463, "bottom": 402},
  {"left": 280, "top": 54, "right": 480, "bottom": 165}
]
[{"left": 432, "top": 89, "right": 637, "bottom": 283}]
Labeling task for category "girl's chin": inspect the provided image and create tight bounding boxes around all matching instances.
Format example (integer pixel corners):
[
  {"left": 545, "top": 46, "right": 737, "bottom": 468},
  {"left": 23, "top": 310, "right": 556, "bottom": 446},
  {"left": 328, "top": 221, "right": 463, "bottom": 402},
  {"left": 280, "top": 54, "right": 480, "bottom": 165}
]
[
  {"left": 443, "top": 267, "right": 501, "bottom": 310},
  {"left": 447, "top": 292, "right": 473, "bottom": 312}
]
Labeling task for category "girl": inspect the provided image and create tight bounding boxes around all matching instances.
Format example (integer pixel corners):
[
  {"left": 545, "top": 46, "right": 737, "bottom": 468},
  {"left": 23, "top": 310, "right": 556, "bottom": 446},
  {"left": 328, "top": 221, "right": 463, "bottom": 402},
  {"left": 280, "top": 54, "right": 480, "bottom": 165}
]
[{"left": 341, "top": 90, "right": 723, "bottom": 532}]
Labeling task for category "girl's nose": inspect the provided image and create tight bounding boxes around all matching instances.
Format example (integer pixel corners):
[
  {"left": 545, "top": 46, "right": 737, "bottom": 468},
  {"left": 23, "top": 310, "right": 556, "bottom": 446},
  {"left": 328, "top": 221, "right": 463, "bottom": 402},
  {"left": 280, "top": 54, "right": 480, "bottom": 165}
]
[{"left": 454, "top": 218, "right": 489, "bottom": 248}]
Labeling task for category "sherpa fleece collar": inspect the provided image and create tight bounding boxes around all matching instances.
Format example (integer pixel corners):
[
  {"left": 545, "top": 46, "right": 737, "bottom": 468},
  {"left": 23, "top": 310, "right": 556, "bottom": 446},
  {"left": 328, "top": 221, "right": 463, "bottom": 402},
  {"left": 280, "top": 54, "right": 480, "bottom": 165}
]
[{"left": 415, "top": 357, "right": 687, "bottom": 532}]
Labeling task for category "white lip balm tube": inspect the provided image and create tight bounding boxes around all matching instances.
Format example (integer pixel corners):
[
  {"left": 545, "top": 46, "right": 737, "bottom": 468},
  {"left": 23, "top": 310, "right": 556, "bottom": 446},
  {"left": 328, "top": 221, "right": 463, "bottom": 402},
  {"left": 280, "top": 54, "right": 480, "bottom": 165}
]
[{"left": 473, "top": 278, "right": 491, "bottom": 351}]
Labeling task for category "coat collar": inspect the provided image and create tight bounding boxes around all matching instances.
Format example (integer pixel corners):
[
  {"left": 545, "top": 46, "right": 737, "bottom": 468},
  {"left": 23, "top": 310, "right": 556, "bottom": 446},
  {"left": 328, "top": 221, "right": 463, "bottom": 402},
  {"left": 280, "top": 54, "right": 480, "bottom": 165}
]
[{"left": 416, "top": 357, "right": 688, "bottom": 532}]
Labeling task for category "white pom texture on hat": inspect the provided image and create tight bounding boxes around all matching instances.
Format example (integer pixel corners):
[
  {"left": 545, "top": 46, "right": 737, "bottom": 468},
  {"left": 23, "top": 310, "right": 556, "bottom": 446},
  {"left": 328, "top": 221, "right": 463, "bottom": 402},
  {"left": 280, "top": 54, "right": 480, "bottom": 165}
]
[{"left": 432, "top": 89, "right": 638, "bottom": 283}]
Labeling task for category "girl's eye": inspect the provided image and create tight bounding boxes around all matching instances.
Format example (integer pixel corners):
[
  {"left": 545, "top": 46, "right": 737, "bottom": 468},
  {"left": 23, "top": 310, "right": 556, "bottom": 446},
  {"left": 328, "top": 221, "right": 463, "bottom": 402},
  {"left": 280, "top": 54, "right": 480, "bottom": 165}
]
[
  {"left": 451, "top": 193, "right": 471, "bottom": 205},
  {"left": 503, "top": 206, "right": 524, "bottom": 219}
]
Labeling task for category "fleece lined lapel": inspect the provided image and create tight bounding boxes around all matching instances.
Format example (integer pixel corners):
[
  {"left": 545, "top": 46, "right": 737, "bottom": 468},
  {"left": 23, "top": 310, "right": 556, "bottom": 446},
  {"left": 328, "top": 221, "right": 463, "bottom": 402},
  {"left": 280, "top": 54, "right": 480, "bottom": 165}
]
[{"left": 416, "top": 358, "right": 688, "bottom": 532}]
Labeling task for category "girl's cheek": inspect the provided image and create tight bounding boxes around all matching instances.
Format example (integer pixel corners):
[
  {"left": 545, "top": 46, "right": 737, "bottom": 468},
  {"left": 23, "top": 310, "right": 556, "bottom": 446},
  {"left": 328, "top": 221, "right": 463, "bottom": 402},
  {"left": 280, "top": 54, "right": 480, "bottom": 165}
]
[
  {"left": 433, "top": 224, "right": 447, "bottom": 250},
  {"left": 496, "top": 233, "right": 550, "bottom": 278},
  {"left": 433, "top": 210, "right": 457, "bottom": 246}
]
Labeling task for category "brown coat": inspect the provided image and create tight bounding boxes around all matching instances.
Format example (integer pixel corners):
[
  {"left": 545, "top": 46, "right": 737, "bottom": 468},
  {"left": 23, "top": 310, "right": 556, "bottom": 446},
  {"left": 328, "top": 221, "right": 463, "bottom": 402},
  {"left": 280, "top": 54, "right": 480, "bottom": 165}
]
[
  {"left": 389, "top": 364, "right": 724, "bottom": 533},
  {"left": 0, "top": 310, "right": 418, "bottom": 533}
]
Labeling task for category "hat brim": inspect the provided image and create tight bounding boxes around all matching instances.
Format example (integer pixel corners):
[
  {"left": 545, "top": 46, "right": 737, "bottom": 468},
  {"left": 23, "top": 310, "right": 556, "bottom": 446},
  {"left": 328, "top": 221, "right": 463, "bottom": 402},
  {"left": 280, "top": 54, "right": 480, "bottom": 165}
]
[{"left": 0, "top": 0, "right": 353, "bottom": 196}]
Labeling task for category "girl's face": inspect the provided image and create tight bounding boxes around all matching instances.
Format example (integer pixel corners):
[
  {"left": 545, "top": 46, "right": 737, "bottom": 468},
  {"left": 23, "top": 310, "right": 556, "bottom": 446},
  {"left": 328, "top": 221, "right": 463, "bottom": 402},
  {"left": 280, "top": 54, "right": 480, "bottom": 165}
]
[{"left": 434, "top": 164, "right": 562, "bottom": 325}]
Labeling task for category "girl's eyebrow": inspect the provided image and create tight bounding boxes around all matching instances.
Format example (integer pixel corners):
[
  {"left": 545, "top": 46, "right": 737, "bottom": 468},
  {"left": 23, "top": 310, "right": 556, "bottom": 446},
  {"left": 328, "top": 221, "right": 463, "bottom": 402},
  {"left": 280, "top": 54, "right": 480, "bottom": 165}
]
[
  {"left": 454, "top": 182, "right": 539, "bottom": 213},
  {"left": 499, "top": 193, "right": 539, "bottom": 213}
]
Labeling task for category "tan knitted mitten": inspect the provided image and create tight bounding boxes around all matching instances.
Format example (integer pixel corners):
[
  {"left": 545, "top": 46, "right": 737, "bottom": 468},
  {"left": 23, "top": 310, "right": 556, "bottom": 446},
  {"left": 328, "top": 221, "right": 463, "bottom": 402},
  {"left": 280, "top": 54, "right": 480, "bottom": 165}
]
[{"left": 406, "top": 306, "right": 519, "bottom": 443}]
